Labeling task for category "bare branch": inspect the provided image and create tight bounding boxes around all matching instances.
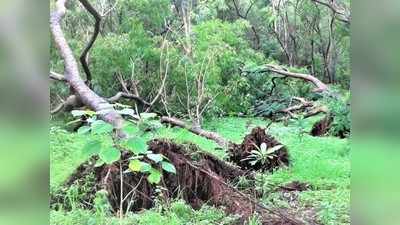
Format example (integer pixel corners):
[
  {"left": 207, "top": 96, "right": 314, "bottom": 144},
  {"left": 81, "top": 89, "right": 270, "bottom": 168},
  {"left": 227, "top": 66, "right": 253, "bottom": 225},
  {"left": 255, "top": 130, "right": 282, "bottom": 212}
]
[
  {"left": 310, "top": 0, "right": 350, "bottom": 24},
  {"left": 161, "top": 116, "right": 230, "bottom": 147},
  {"left": 78, "top": 0, "right": 102, "bottom": 85},
  {"left": 146, "top": 39, "right": 170, "bottom": 112},
  {"left": 51, "top": 103, "right": 65, "bottom": 114},
  {"left": 249, "top": 64, "right": 329, "bottom": 93},
  {"left": 108, "top": 92, "right": 150, "bottom": 106},
  {"left": 50, "top": 71, "right": 66, "bottom": 82}
]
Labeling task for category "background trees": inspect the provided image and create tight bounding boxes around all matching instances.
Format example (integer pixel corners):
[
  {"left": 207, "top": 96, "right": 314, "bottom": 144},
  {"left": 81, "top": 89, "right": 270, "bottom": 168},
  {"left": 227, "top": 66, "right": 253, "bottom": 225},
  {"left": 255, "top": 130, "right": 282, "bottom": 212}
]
[{"left": 50, "top": 0, "right": 350, "bottom": 129}]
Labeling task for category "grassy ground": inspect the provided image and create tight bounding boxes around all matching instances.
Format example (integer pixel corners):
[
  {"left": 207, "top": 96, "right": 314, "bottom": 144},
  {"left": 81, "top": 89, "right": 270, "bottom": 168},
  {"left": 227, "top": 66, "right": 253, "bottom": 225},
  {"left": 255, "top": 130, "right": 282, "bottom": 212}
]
[{"left": 50, "top": 116, "right": 350, "bottom": 225}]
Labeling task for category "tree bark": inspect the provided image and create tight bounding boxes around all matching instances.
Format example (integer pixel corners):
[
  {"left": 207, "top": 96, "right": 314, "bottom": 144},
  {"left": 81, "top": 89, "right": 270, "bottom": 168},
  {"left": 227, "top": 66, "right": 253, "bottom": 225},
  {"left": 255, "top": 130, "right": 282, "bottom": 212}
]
[
  {"left": 161, "top": 116, "right": 230, "bottom": 147},
  {"left": 261, "top": 64, "right": 329, "bottom": 93},
  {"left": 78, "top": 0, "right": 102, "bottom": 86},
  {"left": 50, "top": 0, "right": 125, "bottom": 137}
]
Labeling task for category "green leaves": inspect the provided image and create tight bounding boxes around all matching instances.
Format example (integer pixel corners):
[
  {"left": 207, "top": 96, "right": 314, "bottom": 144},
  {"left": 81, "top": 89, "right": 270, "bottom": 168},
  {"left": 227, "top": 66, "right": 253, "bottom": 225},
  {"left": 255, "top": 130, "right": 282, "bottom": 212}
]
[
  {"left": 140, "top": 113, "right": 157, "bottom": 120},
  {"left": 161, "top": 161, "right": 176, "bottom": 174},
  {"left": 147, "top": 153, "right": 163, "bottom": 163},
  {"left": 140, "top": 162, "right": 152, "bottom": 172},
  {"left": 127, "top": 137, "right": 147, "bottom": 154},
  {"left": 77, "top": 126, "right": 91, "bottom": 134},
  {"left": 147, "top": 168, "right": 161, "bottom": 184},
  {"left": 99, "top": 147, "right": 121, "bottom": 164},
  {"left": 129, "top": 159, "right": 142, "bottom": 172},
  {"left": 122, "top": 123, "right": 140, "bottom": 135},
  {"left": 82, "top": 140, "right": 102, "bottom": 157},
  {"left": 71, "top": 110, "right": 95, "bottom": 117},
  {"left": 129, "top": 160, "right": 152, "bottom": 172},
  {"left": 117, "top": 108, "right": 135, "bottom": 117},
  {"left": 91, "top": 120, "right": 113, "bottom": 134}
]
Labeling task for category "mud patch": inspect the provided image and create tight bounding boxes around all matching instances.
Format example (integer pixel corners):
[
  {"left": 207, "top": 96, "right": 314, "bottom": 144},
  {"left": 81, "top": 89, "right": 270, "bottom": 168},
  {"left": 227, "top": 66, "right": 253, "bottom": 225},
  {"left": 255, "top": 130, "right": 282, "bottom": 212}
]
[{"left": 229, "top": 127, "right": 290, "bottom": 171}]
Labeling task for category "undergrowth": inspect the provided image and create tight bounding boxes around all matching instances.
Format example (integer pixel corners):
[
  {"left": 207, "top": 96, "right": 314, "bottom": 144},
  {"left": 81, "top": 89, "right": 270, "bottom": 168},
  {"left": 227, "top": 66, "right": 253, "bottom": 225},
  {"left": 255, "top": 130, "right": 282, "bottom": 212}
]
[{"left": 50, "top": 116, "right": 350, "bottom": 225}]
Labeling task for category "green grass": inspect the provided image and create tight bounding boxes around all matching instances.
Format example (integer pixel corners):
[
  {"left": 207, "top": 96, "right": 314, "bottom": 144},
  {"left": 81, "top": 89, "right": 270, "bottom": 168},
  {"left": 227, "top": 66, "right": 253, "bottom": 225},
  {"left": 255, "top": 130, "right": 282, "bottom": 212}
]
[{"left": 50, "top": 116, "right": 350, "bottom": 225}]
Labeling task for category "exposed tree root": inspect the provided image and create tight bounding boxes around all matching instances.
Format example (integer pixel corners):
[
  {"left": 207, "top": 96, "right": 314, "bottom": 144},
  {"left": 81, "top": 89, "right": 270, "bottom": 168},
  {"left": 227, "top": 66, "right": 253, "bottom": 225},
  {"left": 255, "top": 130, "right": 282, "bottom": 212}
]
[
  {"left": 230, "top": 127, "right": 290, "bottom": 171},
  {"left": 161, "top": 117, "right": 289, "bottom": 172},
  {"left": 52, "top": 139, "right": 301, "bottom": 224},
  {"left": 310, "top": 114, "right": 333, "bottom": 136}
]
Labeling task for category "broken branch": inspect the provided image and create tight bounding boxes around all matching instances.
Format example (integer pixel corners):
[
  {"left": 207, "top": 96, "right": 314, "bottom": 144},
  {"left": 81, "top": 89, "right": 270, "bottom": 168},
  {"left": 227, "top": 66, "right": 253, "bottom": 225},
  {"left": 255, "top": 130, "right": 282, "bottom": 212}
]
[{"left": 161, "top": 116, "right": 230, "bottom": 147}]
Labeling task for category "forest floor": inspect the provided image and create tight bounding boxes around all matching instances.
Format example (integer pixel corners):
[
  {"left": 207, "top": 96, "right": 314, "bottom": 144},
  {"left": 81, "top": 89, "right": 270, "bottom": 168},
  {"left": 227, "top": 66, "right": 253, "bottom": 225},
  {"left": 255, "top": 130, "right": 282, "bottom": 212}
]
[{"left": 50, "top": 116, "right": 350, "bottom": 225}]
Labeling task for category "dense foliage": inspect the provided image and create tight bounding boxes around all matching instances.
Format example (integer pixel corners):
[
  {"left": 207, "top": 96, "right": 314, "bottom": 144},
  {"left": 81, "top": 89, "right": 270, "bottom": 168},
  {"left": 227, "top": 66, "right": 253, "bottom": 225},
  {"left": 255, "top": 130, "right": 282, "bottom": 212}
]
[{"left": 50, "top": 0, "right": 350, "bottom": 122}]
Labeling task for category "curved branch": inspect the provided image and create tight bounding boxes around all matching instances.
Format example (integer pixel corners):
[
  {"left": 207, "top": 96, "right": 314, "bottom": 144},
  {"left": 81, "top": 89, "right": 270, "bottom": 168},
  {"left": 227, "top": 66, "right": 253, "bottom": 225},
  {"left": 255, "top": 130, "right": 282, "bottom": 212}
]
[
  {"left": 311, "top": 0, "right": 350, "bottom": 24},
  {"left": 262, "top": 64, "right": 328, "bottom": 93},
  {"left": 50, "top": 95, "right": 83, "bottom": 114},
  {"left": 51, "top": 0, "right": 125, "bottom": 137},
  {"left": 161, "top": 116, "right": 230, "bottom": 147},
  {"left": 50, "top": 71, "right": 67, "bottom": 82},
  {"left": 108, "top": 92, "right": 150, "bottom": 106},
  {"left": 78, "top": 0, "right": 101, "bottom": 85},
  {"left": 51, "top": 103, "right": 65, "bottom": 114}
]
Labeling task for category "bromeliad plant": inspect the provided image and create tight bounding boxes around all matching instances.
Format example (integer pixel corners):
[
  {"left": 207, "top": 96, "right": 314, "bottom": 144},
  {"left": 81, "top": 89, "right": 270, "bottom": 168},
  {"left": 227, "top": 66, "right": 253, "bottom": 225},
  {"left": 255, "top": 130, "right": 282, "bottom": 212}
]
[
  {"left": 241, "top": 142, "right": 284, "bottom": 166},
  {"left": 71, "top": 107, "right": 176, "bottom": 185}
]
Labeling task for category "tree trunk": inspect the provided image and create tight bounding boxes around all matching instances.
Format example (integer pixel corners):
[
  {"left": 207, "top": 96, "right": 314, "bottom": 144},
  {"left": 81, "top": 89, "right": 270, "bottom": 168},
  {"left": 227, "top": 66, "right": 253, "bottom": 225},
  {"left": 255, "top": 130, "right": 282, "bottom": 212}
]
[
  {"left": 161, "top": 116, "right": 230, "bottom": 147},
  {"left": 259, "top": 64, "right": 329, "bottom": 93},
  {"left": 50, "top": 0, "right": 125, "bottom": 137}
]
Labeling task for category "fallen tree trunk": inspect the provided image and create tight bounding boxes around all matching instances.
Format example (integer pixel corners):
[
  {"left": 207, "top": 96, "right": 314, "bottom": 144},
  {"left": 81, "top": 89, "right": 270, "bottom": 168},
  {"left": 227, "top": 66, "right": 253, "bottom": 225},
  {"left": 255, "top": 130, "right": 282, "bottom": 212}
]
[
  {"left": 247, "top": 64, "right": 329, "bottom": 93},
  {"left": 278, "top": 97, "right": 314, "bottom": 117},
  {"left": 265, "top": 65, "right": 328, "bottom": 93},
  {"left": 50, "top": 0, "right": 125, "bottom": 137},
  {"left": 161, "top": 116, "right": 230, "bottom": 147}
]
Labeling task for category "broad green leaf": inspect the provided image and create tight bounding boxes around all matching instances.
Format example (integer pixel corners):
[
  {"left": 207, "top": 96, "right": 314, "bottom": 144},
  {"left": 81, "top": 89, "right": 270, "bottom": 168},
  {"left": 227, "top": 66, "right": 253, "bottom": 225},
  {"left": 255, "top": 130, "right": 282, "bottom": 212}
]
[
  {"left": 100, "top": 147, "right": 121, "bottom": 164},
  {"left": 147, "top": 153, "right": 163, "bottom": 163},
  {"left": 95, "top": 160, "right": 105, "bottom": 167},
  {"left": 140, "top": 162, "right": 152, "bottom": 172},
  {"left": 91, "top": 120, "right": 113, "bottom": 134},
  {"left": 82, "top": 140, "right": 102, "bottom": 157},
  {"left": 147, "top": 168, "right": 161, "bottom": 184},
  {"left": 140, "top": 113, "right": 157, "bottom": 120},
  {"left": 117, "top": 108, "right": 135, "bottom": 117},
  {"left": 123, "top": 123, "right": 140, "bottom": 135},
  {"left": 72, "top": 110, "right": 95, "bottom": 117},
  {"left": 161, "top": 162, "right": 176, "bottom": 174},
  {"left": 71, "top": 110, "right": 87, "bottom": 117},
  {"left": 77, "top": 126, "right": 91, "bottom": 134},
  {"left": 129, "top": 159, "right": 142, "bottom": 172},
  {"left": 127, "top": 137, "right": 147, "bottom": 154}
]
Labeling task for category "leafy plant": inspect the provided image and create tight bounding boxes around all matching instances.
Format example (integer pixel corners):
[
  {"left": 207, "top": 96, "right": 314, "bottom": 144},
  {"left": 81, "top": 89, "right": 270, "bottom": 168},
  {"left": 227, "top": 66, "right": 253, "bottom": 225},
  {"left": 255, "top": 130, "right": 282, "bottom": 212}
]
[
  {"left": 321, "top": 90, "right": 351, "bottom": 137},
  {"left": 241, "top": 142, "right": 284, "bottom": 166},
  {"left": 72, "top": 108, "right": 176, "bottom": 185}
]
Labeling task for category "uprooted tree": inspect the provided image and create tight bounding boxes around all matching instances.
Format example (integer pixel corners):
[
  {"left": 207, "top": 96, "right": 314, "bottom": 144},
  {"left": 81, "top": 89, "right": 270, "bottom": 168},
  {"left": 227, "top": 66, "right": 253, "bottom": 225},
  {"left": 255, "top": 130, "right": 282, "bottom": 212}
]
[{"left": 50, "top": 0, "right": 169, "bottom": 135}]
